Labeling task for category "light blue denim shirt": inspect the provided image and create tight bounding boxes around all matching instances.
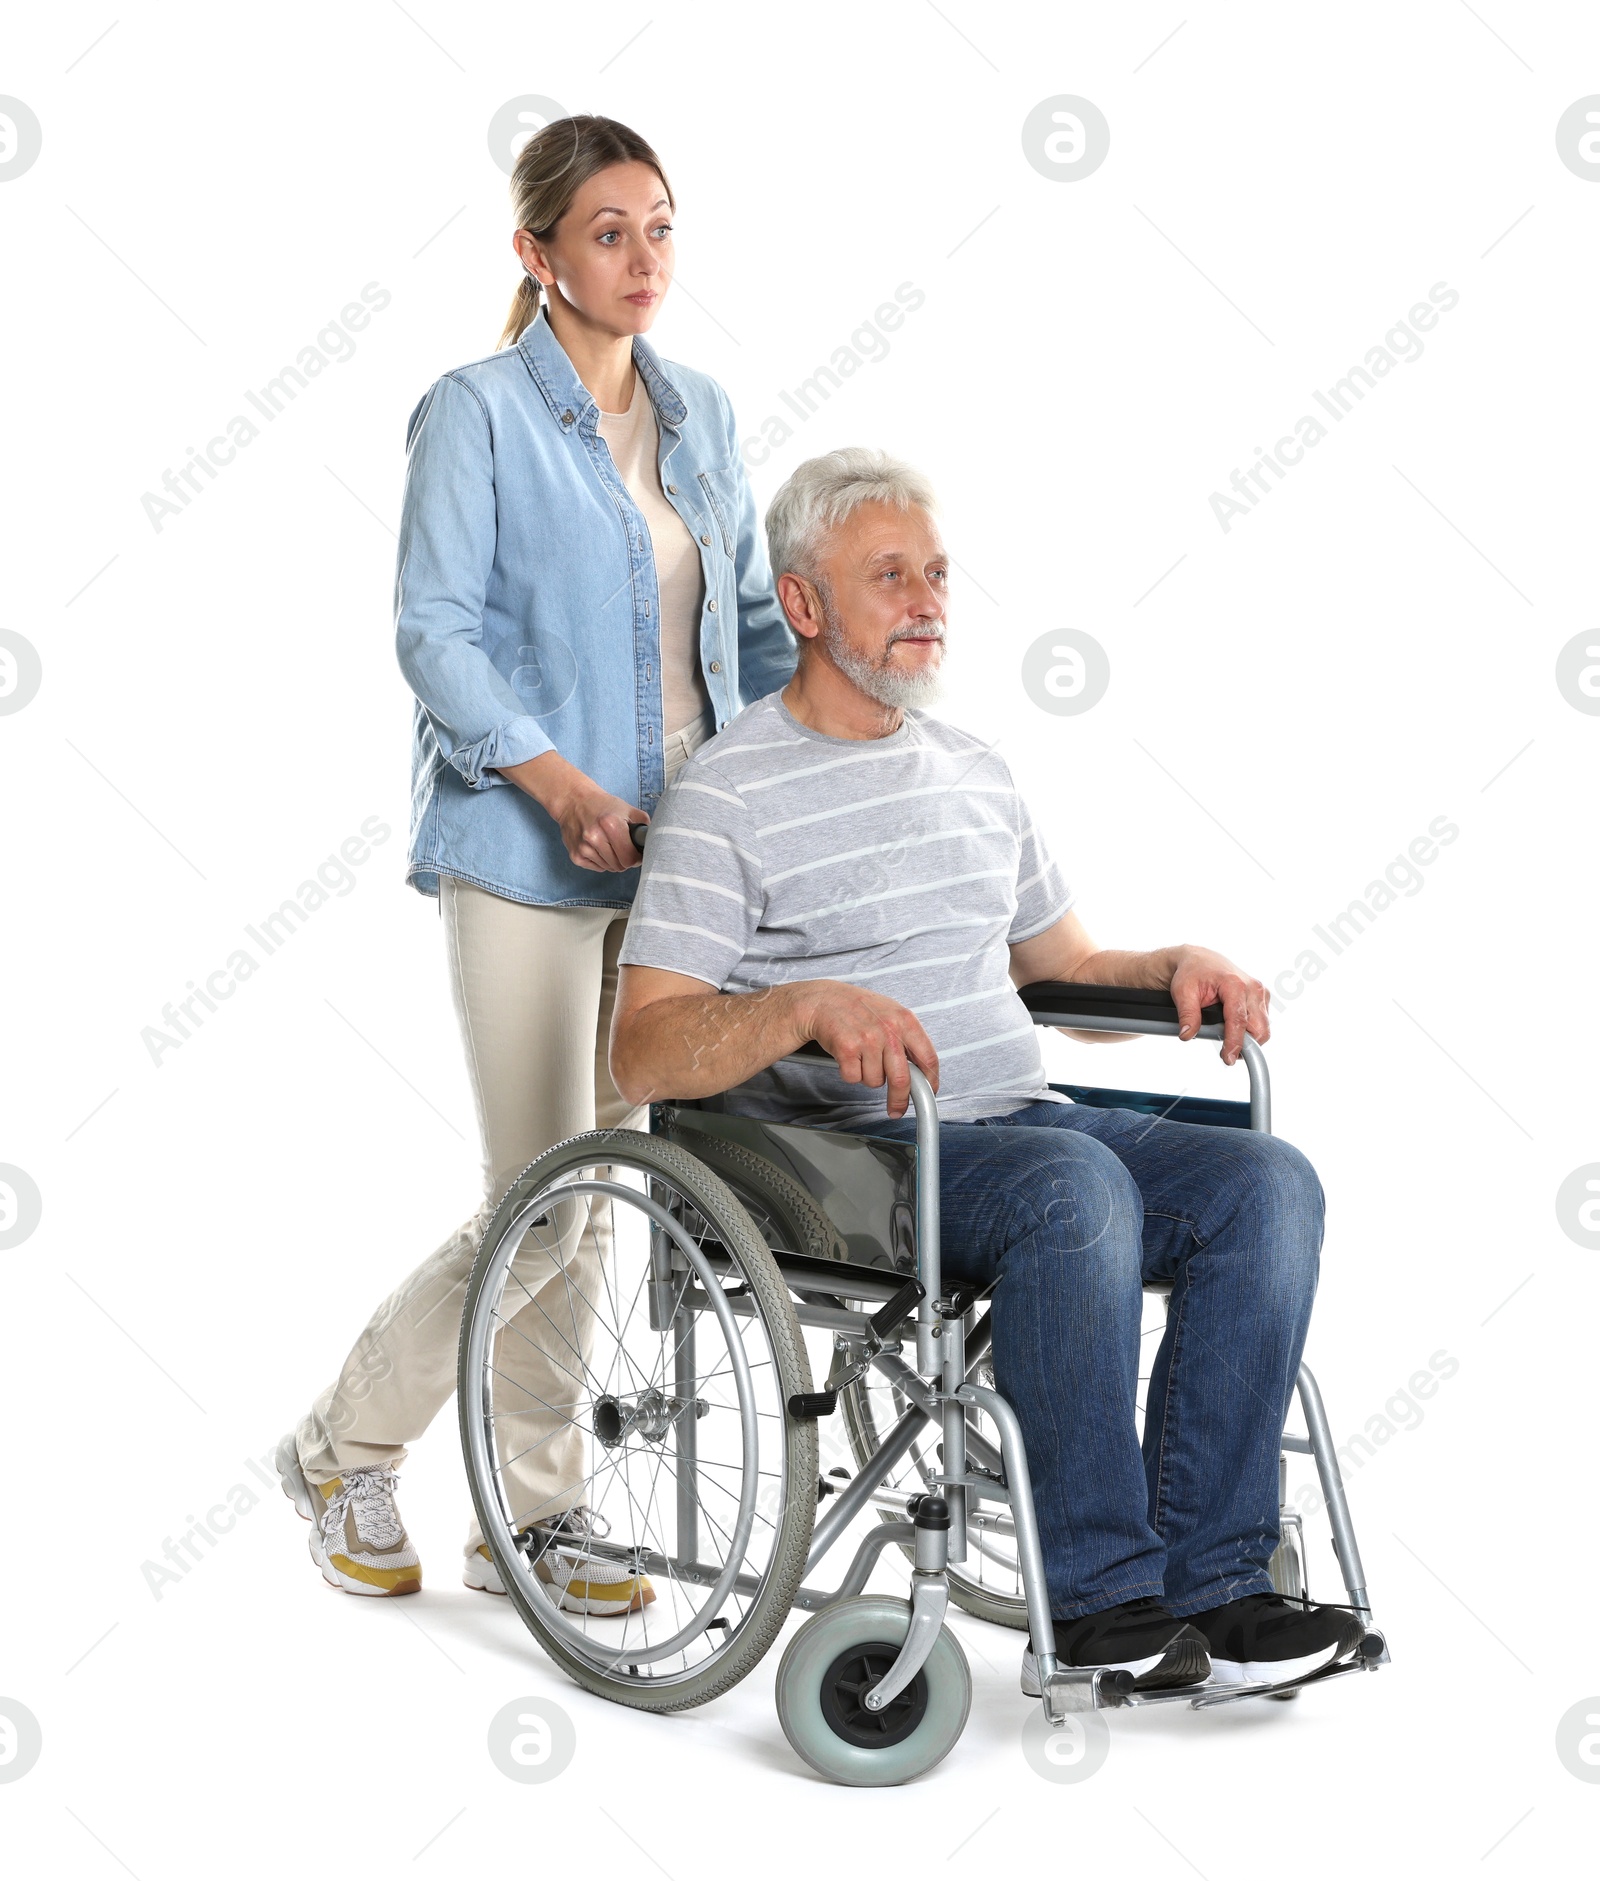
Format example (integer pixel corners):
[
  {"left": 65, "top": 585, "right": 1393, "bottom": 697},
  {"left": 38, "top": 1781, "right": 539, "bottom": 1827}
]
[{"left": 394, "top": 306, "right": 797, "bottom": 907}]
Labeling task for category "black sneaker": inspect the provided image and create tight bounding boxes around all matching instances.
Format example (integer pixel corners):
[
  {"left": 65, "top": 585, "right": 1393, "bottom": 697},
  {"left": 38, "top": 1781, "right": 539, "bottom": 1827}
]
[
  {"left": 1191, "top": 1591, "right": 1365, "bottom": 1685},
  {"left": 1021, "top": 1596, "right": 1211, "bottom": 1695}
]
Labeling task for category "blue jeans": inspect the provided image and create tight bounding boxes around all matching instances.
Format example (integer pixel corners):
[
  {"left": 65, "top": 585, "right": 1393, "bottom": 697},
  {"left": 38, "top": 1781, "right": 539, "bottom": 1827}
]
[{"left": 843, "top": 1100, "right": 1324, "bottom": 1619}]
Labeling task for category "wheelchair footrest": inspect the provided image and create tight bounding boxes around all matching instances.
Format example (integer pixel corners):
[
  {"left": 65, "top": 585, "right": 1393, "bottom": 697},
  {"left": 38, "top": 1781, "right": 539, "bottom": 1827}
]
[
  {"left": 1185, "top": 1651, "right": 1380, "bottom": 1708},
  {"left": 1041, "top": 1665, "right": 1139, "bottom": 1719},
  {"left": 1115, "top": 1639, "right": 1387, "bottom": 1712},
  {"left": 1064, "top": 1635, "right": 1389, "bottom": 1716}
]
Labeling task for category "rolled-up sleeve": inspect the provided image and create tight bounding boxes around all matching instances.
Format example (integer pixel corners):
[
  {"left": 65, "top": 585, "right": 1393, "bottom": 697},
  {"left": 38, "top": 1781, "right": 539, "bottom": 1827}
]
[
  {"left": 717, "top": 387, "right": 797, "bottom": 706},
  {"left": 393, "top": 373, "right": 555, "bottom": 789}
]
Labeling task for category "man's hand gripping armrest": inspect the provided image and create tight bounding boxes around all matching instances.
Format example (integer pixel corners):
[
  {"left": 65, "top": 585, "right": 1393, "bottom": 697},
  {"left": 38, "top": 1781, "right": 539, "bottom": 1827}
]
[
  {"left": 1008, "top": 908, "right": 1271, "bottom": 1068},
  {"left": 609, "top": 968, "right": 941, "bottom": 1120}
]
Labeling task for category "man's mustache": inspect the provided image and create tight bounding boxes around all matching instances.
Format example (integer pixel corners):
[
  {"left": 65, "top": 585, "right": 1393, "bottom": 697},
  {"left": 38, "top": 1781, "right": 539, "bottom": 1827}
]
[{"left": 884, "top": 625, "right": 947, "bottom": 654}]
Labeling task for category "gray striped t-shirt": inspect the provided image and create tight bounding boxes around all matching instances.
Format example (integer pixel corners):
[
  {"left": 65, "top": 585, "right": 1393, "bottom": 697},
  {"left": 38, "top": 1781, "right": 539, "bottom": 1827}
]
[{"left": 618, "top": 692, "right": 1075, "bottom": 1128}]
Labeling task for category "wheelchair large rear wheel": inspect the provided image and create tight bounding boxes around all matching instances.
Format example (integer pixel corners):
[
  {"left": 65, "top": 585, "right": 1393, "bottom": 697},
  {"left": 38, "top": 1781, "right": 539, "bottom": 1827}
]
[{"left": 459, "top": 1130, "right": 817, "bottom": 1711}]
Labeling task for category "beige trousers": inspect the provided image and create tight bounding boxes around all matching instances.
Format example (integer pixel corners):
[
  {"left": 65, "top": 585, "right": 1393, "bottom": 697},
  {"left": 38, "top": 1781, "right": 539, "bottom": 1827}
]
[{"left": 296, "top": 713, "right": 714, "bottom": 1552}]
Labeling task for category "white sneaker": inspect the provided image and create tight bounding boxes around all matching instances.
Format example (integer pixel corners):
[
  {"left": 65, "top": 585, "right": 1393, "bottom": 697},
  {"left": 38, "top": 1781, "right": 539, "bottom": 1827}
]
[
  {"left": 463, "top": 1508, "right": 654, "bottom": 1615},
  {"left": 275, "top": 1432, "right": 422, "bottom": 1597}
]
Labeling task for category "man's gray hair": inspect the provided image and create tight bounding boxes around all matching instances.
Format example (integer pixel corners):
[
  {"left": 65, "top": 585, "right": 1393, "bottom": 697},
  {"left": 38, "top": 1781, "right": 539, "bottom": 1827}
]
[{"left": 764, "top": 448, "right": 938, "bottom": 586}]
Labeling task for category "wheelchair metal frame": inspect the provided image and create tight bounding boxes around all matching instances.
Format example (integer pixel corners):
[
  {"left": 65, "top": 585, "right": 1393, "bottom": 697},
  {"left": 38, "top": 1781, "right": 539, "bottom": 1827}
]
[
  {"left": 663, "top": 989, "right": 1389, "bottom": 1725},
  {"left": 461, "top": 984, "right": 1389, "bottom": 1770}
]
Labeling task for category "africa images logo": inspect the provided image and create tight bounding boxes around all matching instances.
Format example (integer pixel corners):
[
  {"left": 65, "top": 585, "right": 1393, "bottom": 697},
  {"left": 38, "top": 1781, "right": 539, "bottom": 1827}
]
[{"left": 1209, "top": 284, "right": 1460, "bottom": 532}]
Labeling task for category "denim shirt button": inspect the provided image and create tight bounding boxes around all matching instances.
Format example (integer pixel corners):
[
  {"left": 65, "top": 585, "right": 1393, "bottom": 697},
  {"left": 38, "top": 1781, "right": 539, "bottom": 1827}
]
[
  {"left": 561, "top": 410, "right": 575, "bottom": 426},
  {"left": 700, "top": 534, "right": 711, "bottom": 546},
  {"left": 707, "top": 599, "right": 717, "bottom": 612},
  {"left": 709, "top": 660, "right": 722, "bottom": 673},
  {"left": 666, "top": 482, "right": 677, "bottom": 493}
]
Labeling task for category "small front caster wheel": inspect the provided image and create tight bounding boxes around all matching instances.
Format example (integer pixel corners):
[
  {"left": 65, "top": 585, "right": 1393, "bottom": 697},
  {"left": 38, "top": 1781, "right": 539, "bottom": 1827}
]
[{"left": 774, "top": 1595, "right": 971, "bottom": 1786}]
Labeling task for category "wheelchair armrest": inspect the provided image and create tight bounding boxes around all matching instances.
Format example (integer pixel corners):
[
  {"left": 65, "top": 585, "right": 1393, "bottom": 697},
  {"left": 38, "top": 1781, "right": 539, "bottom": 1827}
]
[{"left": 1016, "top": 981, "right": 1224, "bottom": 1035}]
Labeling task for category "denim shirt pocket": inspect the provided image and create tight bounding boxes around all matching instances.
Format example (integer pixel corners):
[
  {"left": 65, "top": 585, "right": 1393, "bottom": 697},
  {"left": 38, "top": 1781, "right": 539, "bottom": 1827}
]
[{"left": 696, "top": 469, "right": 738, "bottom": 557}]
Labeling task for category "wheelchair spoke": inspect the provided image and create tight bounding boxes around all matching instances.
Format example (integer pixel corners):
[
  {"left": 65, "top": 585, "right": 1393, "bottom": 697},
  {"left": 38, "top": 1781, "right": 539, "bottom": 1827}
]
[
  {"left": 505, "top": 1189, "right": 654, "bottom": 1400},
  {"left": 652, "top": 1448, "right": 781, "bottom": 1535},
  {"left": 525, "top": 1214, "right": 651, "bottom": 1400},
  {"left": 491, "top": 1281, "right": 605, "bottom": 1400},
  {"left": 487, "top": 1305, "right": 592, "bottom": 1392}
]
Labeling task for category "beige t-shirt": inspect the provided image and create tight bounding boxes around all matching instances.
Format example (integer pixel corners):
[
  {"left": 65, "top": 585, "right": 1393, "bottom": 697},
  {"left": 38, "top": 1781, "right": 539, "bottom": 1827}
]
[{"left": 596, "top": 374, "right": 712, "bottom": 737}]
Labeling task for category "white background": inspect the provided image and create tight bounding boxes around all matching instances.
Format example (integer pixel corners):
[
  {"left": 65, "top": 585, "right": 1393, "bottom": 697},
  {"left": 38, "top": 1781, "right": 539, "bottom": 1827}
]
[{"left": 3, "top": 2, "right": 1597, "bottom": 1873}]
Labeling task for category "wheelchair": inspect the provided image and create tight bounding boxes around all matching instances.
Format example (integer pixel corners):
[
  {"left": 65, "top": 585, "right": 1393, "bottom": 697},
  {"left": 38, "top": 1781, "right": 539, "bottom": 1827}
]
[{"left": 456, "top": 983, "right": 1390, "bottom": 1785}]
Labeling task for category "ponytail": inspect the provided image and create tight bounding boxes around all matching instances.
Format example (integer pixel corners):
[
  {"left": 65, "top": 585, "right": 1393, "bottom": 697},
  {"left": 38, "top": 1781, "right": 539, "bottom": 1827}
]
[{"left": 499, "top": 273, "right": 542, "bottom": 351}]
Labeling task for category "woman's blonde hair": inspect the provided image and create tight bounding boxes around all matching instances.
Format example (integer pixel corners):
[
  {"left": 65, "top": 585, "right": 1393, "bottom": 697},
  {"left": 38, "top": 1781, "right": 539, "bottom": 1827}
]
[{"left": 499, "top": 115, "right": 674, "bottom": 348}]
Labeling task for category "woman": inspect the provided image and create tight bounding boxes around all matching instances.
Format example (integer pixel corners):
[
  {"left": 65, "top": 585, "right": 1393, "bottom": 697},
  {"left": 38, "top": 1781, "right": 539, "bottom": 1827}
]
[{"left": 275, "top": 116, "right": 795, "bottom": 1606}]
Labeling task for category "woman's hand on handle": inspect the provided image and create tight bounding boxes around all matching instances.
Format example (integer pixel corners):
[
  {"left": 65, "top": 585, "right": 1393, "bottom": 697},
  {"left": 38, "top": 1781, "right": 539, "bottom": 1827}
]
[
  {"left": 494, "top": 750, "right": 648, "bottom": 873},
  {"left": 558, "top": 789, "right": 651, "bottom": 873}
]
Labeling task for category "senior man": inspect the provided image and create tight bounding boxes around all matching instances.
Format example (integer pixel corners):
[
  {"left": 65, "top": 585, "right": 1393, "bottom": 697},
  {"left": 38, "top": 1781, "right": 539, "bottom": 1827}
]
[{"left": 609, "top": 448, "right": 1363, "bottom": 1692}]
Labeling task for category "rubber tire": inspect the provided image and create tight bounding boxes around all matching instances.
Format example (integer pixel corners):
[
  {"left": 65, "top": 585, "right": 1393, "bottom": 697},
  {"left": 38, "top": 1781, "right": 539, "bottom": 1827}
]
[
  {"left": 458, "top": 1129, "right": 818, "bottom": 1713},
  {"left": 940, "top": 1568, "right": 1029, "bottom": 1631},
  {"left": 679, "top": 1135, "right": 847, "bottom": 1264},
  {"left": 775, "top": 1596, "right": 971, "bottom": 1786}
]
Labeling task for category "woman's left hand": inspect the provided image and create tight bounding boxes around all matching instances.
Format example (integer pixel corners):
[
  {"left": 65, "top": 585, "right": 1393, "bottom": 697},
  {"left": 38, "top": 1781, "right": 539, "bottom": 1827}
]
[
  {"left": 497, "top": 749, "right": 648, "bottom": 871},
  {"left": 557, "top": 783, "right": 650, "bottom": 872}
]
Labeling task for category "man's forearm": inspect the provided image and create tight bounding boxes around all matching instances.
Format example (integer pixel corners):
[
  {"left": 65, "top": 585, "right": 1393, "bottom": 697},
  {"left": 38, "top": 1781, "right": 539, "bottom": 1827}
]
[
  {"left": 1065, "top": 946, "right": 1185, "bottom": 992},
  {"left": 1052, "top": 946, "right": 1185, "bottom": 1045},
  {"left": 611, "top": 982, "right": 817, "bottom": 1106}
]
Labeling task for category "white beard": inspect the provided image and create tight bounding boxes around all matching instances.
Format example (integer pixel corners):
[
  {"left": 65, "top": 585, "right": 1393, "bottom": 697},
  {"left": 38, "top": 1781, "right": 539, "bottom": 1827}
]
[{"left": 819, "top": 593, "right": 947, "bottom": 710}]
